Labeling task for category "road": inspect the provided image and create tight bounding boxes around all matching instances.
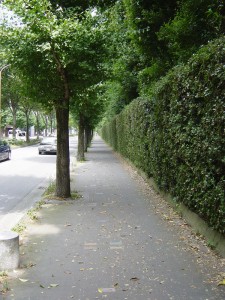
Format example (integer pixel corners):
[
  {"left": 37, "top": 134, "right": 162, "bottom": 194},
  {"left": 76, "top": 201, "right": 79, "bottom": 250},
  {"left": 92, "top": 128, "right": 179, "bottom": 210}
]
[{"left": 0, "top": 136, "right": 77, "bottom": 231}]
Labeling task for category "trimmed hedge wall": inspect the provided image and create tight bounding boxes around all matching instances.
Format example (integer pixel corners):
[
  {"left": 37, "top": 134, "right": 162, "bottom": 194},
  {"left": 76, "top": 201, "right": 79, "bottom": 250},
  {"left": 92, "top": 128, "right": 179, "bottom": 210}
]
[{"left": 101, "top": 37, "right": 225, "bottom": 235}]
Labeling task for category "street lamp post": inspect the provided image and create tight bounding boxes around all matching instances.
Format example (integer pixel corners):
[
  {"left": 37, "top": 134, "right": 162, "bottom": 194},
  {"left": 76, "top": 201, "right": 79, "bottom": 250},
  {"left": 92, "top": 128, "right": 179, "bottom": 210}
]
[{"left": 0, "top": 64, "right": 10, "bottom": 138}]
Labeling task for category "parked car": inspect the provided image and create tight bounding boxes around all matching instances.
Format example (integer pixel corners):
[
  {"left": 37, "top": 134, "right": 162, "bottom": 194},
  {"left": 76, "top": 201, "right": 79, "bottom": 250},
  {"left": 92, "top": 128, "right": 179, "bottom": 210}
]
[
  {"left": 8, "top": 129, "right": 26, "bottom": 140},
  {"left": 8, "top": 129, "right": 20, "bottom": 140},
  {"left": 0, "top": 139, "right": 11, "bottom": 162},
  {"left": 38, "top": 137, "right": 57, "bottom": 155},
  {"left": 17, "top": 131, "right": 26, "bottom": 141}
]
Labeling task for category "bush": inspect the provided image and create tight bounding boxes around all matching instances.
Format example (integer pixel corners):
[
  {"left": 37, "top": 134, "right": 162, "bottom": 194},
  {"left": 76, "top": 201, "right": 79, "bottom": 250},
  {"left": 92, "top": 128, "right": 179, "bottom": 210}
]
[{"left": 101, "top": 37, "right": 225, "bottom": 234}]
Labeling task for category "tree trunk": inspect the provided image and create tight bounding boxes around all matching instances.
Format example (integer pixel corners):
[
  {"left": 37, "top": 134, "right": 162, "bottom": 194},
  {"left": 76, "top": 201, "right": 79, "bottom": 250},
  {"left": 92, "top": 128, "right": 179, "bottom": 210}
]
[
  {"left": 77, "top": 113, "right": 85, "bottom": 161},
  {"left": 50, "top": 112, "right": 54, "bottom": 134},
  {"left": 12, "top": 109, "right": 17, "bottom": 138},
  {"left": 84, "top": 125, "right": 93, "bottom": 152},
  {"left": 25, "top": 110, "right": 30, "bottom": 142},
  {"left": 51, "top": 44, "right": 71, "bottom": 198},
  {"left": 88, "top": 127, "right": 93, "bottom": 147},
  {"left": 84, "top": 126, "right": 88, "bottom": 152},
  {"left": 42, "top": 115, "right": 48, "bottom": 136},
  {"left": 35, "top": 112, "right": 40, "bottom": 139},
  {"left": 55, "top": 103, "right": 71, "bottom": 198}
]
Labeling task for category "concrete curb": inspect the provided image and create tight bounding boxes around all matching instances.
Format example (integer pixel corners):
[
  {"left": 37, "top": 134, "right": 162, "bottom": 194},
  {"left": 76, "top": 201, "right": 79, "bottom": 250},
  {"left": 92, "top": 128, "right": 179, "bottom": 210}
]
[{"left": 175, "top": 202, "right": 225, "bottom": 258}]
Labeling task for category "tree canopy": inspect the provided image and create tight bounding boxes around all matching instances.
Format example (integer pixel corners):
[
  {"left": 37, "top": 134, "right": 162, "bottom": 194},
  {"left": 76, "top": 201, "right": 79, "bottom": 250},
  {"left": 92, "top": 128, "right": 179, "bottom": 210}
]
[
  {"left": 97, "top": 0, "right": 225, "bottom": 119},
  {"left": 1, "top": 0, "right": 107, "bottom": 197}
]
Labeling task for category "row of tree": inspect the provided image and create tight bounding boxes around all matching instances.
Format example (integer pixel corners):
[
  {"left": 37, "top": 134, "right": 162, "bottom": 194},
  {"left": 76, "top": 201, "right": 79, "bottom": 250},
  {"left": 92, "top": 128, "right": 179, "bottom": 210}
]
[
  {"left": 1, "top": 0, "right": 108, "bottom": 198},
  {"left": 1, "top": 70, "right": 57, "bottom": 139},
  {"left": 1, "top": 0, "right": 224, "bottom": 198}
]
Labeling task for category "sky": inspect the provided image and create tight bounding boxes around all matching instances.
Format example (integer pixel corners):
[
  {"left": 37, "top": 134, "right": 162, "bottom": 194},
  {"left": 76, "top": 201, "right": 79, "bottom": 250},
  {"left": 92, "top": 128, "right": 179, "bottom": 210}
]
[{"left": 0, "top": 3, "right": 22, "bottom": 27}]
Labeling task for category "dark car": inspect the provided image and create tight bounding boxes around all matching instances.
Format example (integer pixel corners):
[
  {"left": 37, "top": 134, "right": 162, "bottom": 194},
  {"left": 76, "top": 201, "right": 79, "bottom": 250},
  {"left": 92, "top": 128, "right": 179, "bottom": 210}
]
[
  {"left": 0, "top": 139, "right": 11, "bottom": 162},
  {"left": 38, "top": 137, "right": 57, "bottom": 155}
]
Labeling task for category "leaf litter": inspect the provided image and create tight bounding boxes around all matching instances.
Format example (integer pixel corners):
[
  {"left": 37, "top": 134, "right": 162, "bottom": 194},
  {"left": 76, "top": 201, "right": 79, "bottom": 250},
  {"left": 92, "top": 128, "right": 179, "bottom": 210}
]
[{"left": 119, "top": 156, "right": 225, "bottom": 287}]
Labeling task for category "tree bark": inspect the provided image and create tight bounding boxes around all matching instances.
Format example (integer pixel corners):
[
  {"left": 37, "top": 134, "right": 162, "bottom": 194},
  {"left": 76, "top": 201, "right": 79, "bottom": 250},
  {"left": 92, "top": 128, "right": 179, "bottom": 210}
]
[
  {"left": 25, "top": 110, "right": 30, "bottom": 142},
  {"left": 84, "top": 126, "right": 88, "bottom": 152},
  {"left": 34, "top": 111, "right": 40, "bottom": 139},
  {"left": 77, "top": 113, "right": 85, "bottom": 161},
  {"left": 84, "top": 125, "right": 93, "bottom": 152},
  {"left": 55, "top": 103, "right": 71, "bottom": 198},
  {"left": 12, "top": 109, "right": 17, "bottom": 138},
  {"left": 88, "top": 127, "right": 93, "bottom": 146},
  {"left": 51, "top": 43, "right": 71, "bottom": 198}
]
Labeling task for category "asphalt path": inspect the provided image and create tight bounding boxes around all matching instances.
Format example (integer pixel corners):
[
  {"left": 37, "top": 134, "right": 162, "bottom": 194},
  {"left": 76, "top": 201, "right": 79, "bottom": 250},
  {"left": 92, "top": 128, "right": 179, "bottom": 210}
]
[{"left": 0, "top": 136, "right": 77, "bottom": 230}]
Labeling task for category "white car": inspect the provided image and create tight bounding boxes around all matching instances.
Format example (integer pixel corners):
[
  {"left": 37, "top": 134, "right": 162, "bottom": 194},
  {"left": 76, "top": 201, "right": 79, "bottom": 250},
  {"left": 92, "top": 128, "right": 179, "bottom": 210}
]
[
  {"left": 17, "top": 131, "right": 26, "bottom": 141},
  {"left": 38, "top": 137, "right": 57, "bottom": 155},
  {"left": 8, "top": 129, "right": 26, "bottom": 140}
]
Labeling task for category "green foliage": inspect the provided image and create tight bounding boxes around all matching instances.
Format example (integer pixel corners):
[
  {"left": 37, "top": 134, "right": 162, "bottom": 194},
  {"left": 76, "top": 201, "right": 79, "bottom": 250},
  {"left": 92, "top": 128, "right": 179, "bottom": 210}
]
[
  {"left": 101, "top": 1, "right": 225, "bottom": 121},
  {"left": 123, "top": 0, "right": 178, "bottom": 60},
  {"left": 101, "top": 37, "right": 225, "bottom": 234},
  {"left": 98, "top": 1, "right": 140, "bottom": 118},
  {"left": 158, "top": 0, "right": 225, "bottom": 63},
  {"left": 43, "top": 179, "right": 56, "bottom": 198},
  {"left": 0, "top": 271, "right": 9, "bottom": 294},
  {"left": 12, "top": 222, "right": 26, "bottom": 234},
  {"left": 50, "top": 0, "right": 115, "bottom": 12},
  {"left": 9, "top": 138, "right": 39, "bottom": 147},
  {"left": 1, "top": 0, "right": 107, "bottom": 105}
]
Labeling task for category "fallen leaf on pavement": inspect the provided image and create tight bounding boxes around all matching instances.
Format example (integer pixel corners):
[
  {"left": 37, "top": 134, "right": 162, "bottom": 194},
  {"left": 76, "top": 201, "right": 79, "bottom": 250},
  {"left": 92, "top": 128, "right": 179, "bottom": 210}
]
[
  {"left": 49, "top": 284, "right": 59, "bottom": 288},
  {"left": 98, "top": 288, "right": 116, "bottom": 293},
  {"left": 218, "top": 279, "right": 225, "bottom": 286},
  {"left": 19, "top": 278, "right": 28, "bottom": 282},
  {"left": 130, "top": 277, "right": 139, "bottom": 282}
]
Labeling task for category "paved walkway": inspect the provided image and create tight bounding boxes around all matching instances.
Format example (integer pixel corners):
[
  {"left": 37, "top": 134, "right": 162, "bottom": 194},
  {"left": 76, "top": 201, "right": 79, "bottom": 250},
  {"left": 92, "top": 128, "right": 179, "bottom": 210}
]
[{"left": 2, "top": 136, "right": 225, "bottom": 299}]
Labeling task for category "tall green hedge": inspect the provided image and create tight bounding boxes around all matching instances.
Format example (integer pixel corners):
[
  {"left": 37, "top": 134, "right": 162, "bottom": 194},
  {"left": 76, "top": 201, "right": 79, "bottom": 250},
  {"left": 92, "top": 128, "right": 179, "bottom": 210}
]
[{"left": 101, "top": 37, "right": 225, "bottom": 234}]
